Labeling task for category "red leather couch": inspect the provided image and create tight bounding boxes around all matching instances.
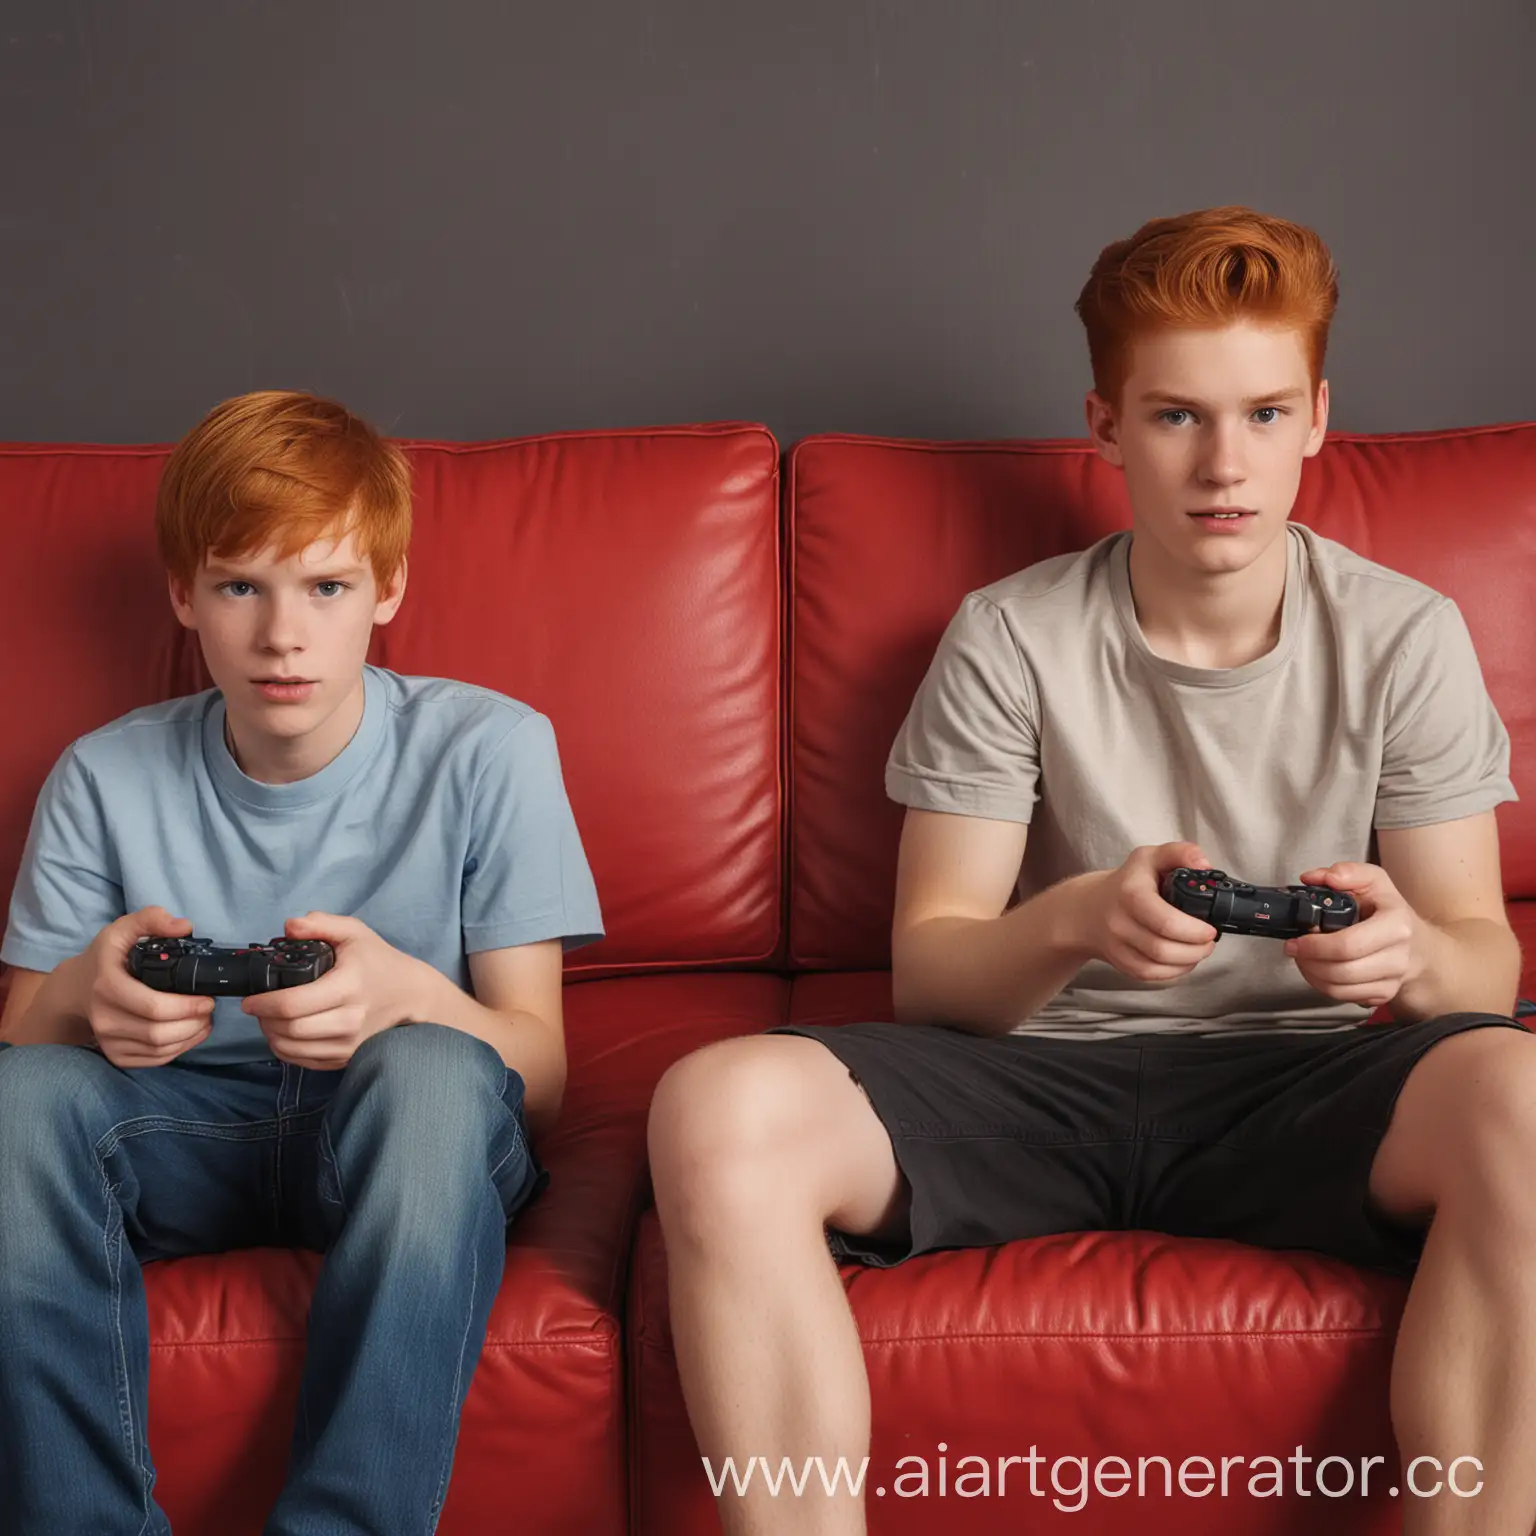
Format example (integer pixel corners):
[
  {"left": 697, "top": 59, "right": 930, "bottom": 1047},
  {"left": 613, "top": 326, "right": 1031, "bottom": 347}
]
[{"left": 0, "top": 418, "right": 1531, "bottom": 1534}]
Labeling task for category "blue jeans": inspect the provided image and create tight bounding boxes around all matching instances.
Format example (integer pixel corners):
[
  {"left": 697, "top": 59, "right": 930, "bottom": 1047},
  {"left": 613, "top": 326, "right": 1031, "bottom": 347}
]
[{"left": 0, "top": 1022, "right": 545, "bottom": 1535}]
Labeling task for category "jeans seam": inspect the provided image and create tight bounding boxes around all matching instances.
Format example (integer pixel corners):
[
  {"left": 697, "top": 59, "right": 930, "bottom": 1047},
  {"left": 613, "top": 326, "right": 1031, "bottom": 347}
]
[
  {"left": 428, "top": 1245, "right": 478, "bottom": 1530},
  {"left": 485, "top": 1068, "right": 524, "bottom": 1185},
  {"left": 274, "top": 1065, "right": 294, "bottom": 1241},
  {"left": 94, "top": 1117, "right": 284, "bottom": 1160},
  {"left": 485, "top": 1125, "right": 524, "bottom": 1184},
  {"left": 318, "top": 1119, "right": 349, "bottom": 1215},
  {"left": 98, "top": 1157, "right": 155, "bottom": 1536}
]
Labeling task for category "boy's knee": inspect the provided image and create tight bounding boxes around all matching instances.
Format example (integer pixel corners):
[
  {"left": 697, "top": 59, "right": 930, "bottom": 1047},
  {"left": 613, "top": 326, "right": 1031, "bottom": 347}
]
[
  {"left": 1383, "top": 1026, "right": 1536, "bottom": 1224},
  {"left": 1453, "top": 1035, "right": 1536, "bottom": 1202},
  {"left": 648, "top": 1039, "right": 827, "bottom": 1218},
  {"left": 342, "top": 1023, "right": 504, "bottom": 1114},
  {"left": 326, "top": 1025, "right": 512, "bottom": 1202},
  {"left": 652, "top": 1042, "right": 780, "bottom": 1152}
]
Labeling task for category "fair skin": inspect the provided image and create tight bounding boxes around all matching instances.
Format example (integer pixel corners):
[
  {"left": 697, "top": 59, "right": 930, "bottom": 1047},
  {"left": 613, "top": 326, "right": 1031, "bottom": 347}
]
[
  {"left": 647, "top": 322, "right": 1532, "bottom": 1535},
  {"left": 0, "top": 525, "right": 568, "bottom": 1138}
]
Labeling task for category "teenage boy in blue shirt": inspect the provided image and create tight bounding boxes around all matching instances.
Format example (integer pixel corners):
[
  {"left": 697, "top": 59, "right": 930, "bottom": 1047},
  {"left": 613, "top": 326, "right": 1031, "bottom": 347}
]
[{"left": 0, "top": 390, "right": 604, "bottom": 1535}]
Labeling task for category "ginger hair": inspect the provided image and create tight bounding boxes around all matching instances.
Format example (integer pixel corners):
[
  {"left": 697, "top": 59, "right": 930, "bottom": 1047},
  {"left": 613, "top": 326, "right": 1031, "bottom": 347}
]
[
  {"left": 1075, "top": 206, "right": 1339, "bottom": 408},
  {"left": 156, "top": 390, "right": 411, "bottom": 590}
]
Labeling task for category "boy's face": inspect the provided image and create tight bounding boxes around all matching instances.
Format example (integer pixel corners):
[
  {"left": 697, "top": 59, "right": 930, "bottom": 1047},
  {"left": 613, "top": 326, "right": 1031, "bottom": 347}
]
[
  {"left": 168, "top": 524, "right": 406, "bottom": 743},
  {"left": 1085, "top": 321, "right": 1328, "bottom": 576}
]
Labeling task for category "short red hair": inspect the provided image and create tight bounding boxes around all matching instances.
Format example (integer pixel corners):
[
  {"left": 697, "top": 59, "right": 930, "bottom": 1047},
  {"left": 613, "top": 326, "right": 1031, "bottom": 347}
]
[
  {"left": 156, "top": 390, "right": 412, "bottom": 591},
  {"left": 1075, "top": 206, "right": 1339, "bottom": 409}
]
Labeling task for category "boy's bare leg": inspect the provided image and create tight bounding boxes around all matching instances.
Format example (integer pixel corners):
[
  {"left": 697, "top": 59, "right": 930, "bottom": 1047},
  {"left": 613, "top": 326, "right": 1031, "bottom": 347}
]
[
  {"left": 648, "top": 1035, "right": 908, "bottom": 1536},
  {"left": 1369, "top": 1026, "right": 1536, "bottom": 1536}
]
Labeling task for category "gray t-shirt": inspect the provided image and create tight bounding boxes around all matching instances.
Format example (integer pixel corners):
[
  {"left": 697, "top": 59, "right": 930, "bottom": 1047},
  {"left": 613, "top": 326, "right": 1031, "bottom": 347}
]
[
  {"left": 2, "top": 664, "right": 604, "bottom": 1063},
  {"left": 886, "top": 522, "right": 1518, "bottom": 1037}
]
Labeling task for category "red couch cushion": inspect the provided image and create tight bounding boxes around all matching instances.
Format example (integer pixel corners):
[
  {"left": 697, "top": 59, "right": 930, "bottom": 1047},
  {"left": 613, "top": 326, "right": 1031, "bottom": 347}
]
[
  {"left": 629, "top": 961, "right": 1536, "bottom": 1536},
  {"left": 0, "top": 423, "right": 783, "bottom": 983},
  {"left": 630, "top": 1201, "right": 1407, "bottom": 1536},
  {"left": 143, "top": 971, "right": 787, "bottom": 1535},
  {"left": 788, "top": 423, "right": 1536, "bottom": 970}
]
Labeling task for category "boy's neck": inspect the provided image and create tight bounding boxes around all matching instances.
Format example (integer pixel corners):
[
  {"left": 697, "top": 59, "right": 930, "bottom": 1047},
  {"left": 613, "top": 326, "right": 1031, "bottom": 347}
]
[
  {"left": 1126, "top": 524, "right": 1290, "bottom": 671},
  {"left": 223, "top": 677, "right": 368, "bottom": 785}
]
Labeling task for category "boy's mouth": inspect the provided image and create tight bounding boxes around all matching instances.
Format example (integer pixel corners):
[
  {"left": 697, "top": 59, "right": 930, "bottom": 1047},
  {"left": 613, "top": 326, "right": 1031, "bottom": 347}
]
[{"left": 252, "top": 678, "right": 317, "bottom": 701}]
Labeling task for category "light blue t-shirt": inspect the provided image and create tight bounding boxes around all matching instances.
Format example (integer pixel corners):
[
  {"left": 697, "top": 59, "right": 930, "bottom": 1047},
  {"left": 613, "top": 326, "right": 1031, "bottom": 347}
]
[{"left": 1, "top": 665, "right": 604, "bottom": 1064}]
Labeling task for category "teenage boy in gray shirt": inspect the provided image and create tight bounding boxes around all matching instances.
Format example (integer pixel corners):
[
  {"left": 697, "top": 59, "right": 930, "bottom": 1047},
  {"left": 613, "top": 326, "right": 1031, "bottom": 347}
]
[
  {"left": 648, "top": 208, "right": 1531, "bottom": 1535},
  {"left": 0, "top": 390, "right": 603, "bottom": 1535}
]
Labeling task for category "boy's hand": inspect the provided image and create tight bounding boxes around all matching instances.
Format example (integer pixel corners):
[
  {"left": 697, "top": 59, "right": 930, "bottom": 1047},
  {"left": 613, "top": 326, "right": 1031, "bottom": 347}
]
[
  {"left": 242, "top": 912, "right": 423, "bottom": 1069},
  {"left": 1079, "top": 841, "right": 1220, "bottom": 982},
  {"left": 1284, "top": 863, "right": 1420, "bottom": 1008},
  {"left": 84, "top": 907, "right": 216, "bottom": 1068}
]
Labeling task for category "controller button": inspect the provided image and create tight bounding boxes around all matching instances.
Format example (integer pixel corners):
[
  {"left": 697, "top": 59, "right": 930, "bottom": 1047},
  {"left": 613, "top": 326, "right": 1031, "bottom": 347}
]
[{"left": 158, "top": 952, "right": 168, "bottom": 960}]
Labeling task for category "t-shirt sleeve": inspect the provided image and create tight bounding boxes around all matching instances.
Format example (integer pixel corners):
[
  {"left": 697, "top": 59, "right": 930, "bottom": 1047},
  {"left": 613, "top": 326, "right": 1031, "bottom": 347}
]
[
  {"left": 1373, "top": 597, "right": 1519, "bottom": 830},
  {"left": 1, "top": 745, "right": 126, "bottom": 974},
  {"left": 461, "top": 712, "right": 605, "bottom": 955},
  {"left": 885, "top": 592, "right": 1041, "bottom": 822}
]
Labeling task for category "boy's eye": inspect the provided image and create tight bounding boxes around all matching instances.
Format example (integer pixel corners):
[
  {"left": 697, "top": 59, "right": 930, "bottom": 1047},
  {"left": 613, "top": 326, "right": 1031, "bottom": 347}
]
[
  {"left": 316, "top": 581, "right": 344, "bottom": 597},
  {"left": 1158, "top": 409, "right": 1191, "bottom": 427},
  {"left": 1253, "top": 406, "right": 1281, "bottom": 424}
]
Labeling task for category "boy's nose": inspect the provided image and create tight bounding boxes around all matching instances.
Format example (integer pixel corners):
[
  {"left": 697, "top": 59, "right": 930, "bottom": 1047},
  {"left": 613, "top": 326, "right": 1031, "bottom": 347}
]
[
  {"left": 255, "top": 601, "right": 306, "bottom": 651},
  {"left": 1198, "top": 427, "right": 1247, "bottom": 485}
]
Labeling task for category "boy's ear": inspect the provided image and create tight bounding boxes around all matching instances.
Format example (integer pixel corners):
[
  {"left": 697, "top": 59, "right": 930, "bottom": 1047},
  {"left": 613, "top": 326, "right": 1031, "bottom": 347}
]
[
  {"left": 1302, "top": 378, "right": 1330, "bottom": 458},
  {"left": 373, "top": 553, "right": 408, "bottom": 625},
  {"left": 167, "top": 572, "right": 197, "bottom": 629},
  {"left": 1085, "top": 390, "right": 1125, "bottom": 467}
]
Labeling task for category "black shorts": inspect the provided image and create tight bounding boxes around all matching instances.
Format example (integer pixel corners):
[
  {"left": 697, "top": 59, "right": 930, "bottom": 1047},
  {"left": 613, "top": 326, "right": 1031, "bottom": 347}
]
[{"left": 768, "top": 1012, "right": 1527, "bottom": 1277}]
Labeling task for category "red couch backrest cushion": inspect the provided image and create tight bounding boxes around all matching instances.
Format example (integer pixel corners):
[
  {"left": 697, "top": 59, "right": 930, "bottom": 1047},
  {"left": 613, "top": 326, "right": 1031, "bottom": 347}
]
[
  {"left": 788, "top": 422, "right": 1536, "bottom": 970},
  {"left": 0, "top": 424, "right": 783, "bottom": 981}
]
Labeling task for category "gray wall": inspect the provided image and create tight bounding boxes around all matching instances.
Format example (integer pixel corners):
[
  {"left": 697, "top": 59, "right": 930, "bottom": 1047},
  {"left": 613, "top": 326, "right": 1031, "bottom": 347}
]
[{"left": 3, "top": 0, "right": 1532, "bottom": 446}]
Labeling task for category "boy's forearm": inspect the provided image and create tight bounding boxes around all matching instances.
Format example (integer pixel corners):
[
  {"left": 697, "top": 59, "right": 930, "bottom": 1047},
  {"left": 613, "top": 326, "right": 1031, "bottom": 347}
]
[
  {"left": 402, "top": 961, "right": 568, "bottom": 1138},
  {"left": 892, "top": 874, "right": 1098, "bottom": 1037},
  {"left": 2, "top": 955, "right": 95, "bottom": 1046}
]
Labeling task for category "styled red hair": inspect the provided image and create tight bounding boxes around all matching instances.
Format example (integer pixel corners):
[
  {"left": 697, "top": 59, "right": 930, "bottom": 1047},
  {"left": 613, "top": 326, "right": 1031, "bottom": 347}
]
[
  {"left": 1075, "top": 206, "right": 1339, "bottom": 409},
  {"left": 156, "top": 390, "right": 412, "bottom": 591}
]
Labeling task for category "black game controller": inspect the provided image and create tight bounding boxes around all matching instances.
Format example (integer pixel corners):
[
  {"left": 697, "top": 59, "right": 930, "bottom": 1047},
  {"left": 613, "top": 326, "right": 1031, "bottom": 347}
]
[
  {"left": 1159, "top": 868, "right": 1360, "bottom": 941},
  {"left": 128, "top": 936, "right": 335, "bottom": 996}
]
